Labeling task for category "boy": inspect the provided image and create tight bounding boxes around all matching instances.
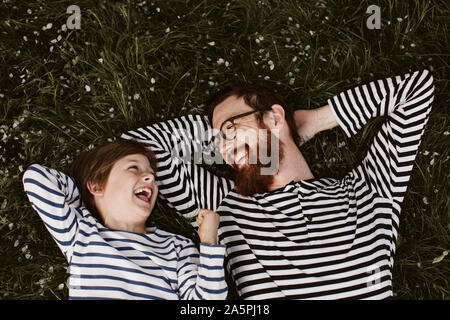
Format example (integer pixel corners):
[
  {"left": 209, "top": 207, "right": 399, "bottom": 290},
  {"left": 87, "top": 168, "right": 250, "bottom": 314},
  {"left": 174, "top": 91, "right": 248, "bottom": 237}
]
[{"left": 22, "top": 138, "right": 227, "bottom": 300}]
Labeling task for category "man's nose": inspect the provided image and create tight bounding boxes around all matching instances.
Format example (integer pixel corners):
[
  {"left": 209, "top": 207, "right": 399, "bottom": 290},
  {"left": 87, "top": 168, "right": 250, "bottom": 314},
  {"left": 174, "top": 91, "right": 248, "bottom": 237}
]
[{"left": 218, "top": 139, "right": 237, "bottom": 163}]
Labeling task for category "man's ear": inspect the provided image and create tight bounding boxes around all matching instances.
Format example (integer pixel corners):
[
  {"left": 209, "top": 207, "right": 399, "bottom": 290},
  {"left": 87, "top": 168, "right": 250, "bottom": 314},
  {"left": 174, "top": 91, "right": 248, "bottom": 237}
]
[
  {"left": 265, "top": 104, "right": 285, "bottom": 129},
  {"left": 86, "top": 181, "right": 104, "bottom": 197}
]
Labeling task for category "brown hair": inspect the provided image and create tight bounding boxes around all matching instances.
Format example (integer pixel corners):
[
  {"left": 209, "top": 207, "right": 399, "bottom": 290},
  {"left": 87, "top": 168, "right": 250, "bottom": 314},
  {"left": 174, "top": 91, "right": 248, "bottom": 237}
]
[
  {"left": 205, "top": 83, "right": 301, "bottom": 147},
  {"left": 69, "top": 138, "right": 158, "bottom": 223}
]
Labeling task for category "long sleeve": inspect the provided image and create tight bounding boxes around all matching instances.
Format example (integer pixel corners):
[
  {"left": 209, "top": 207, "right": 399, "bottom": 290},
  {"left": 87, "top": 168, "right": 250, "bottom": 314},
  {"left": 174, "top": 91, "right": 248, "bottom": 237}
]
[
  {"left": 176, "top": 242, "right": 227, "bottom": 300},
  {"left": 328, "top": 69, "right": 434, "bottom": 204},
  {"left": 22, "top": 164, "right": 81, "bottom": 262},
  {"left": 121, "top": 115, "right": 234, "bottom": 223}
]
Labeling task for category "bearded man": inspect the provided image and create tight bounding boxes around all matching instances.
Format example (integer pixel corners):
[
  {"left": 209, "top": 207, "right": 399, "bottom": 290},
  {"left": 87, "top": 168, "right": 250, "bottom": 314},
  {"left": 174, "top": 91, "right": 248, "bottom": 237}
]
[{"left": 122, "top": 69, "right": 434, "bottom": 299}]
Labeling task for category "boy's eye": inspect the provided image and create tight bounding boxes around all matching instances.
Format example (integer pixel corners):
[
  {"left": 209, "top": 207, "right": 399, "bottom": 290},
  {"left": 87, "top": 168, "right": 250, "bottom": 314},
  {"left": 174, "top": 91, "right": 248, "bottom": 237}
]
[{"left": 128, "top": 165, "right": 138, "bottom": 170}]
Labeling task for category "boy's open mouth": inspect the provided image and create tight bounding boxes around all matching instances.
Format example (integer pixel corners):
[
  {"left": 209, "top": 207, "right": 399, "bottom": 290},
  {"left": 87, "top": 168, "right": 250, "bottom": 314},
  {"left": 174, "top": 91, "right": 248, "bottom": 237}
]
[{"left": 134, "top": 187, "right": 152, "bottom": 204}]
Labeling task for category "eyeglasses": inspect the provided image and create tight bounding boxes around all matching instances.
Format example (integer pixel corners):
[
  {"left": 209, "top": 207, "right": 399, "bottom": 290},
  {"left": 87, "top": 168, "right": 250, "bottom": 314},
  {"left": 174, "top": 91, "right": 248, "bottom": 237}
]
[{"left": 211, "top": 110, "right": 261, "bottom": 144}]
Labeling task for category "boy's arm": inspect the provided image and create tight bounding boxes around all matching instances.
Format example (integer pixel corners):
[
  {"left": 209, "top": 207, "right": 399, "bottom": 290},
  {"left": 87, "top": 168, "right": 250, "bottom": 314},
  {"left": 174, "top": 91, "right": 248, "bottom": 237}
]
[
  {"left": 176, "top": 241, "right": 228, "bottom": 300},
  {"left": 22, "top": 164, "right": 80, "bottom": 262},
  {"left": 121, "top": 115, "right": 234, "bottom": 224}
]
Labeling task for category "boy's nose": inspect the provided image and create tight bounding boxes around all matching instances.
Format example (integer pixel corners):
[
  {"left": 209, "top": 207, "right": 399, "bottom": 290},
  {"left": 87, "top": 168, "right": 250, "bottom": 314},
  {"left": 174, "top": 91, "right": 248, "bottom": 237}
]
[{"left": 142, "top": 173, "right": 154, "bottom": 183}]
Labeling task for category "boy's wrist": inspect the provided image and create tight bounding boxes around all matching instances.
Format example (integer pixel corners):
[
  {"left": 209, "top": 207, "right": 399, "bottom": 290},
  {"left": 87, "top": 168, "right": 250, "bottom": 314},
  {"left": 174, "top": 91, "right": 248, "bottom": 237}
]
[
  {"left": 199, "top": 242, "right": 226, "bottom": 256},
  {"left": 200, "top": 236, "right": 218, "bottom": 245}
]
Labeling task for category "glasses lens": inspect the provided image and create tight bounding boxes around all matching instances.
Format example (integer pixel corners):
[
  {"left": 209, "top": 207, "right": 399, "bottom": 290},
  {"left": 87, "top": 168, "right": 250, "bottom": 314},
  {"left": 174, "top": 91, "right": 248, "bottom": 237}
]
[{"left": 222, "top": 121, "right": 236, "bottom": 140}]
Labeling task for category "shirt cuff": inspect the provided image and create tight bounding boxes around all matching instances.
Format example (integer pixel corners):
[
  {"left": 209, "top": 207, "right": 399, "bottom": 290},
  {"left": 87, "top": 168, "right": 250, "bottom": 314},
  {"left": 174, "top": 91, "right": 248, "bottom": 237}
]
[
  {"left": 199, "top": 243, "right": 226, "bottom": 256},
  {"left": 327, "top": 96, "right": 354, "bottom": 138}
]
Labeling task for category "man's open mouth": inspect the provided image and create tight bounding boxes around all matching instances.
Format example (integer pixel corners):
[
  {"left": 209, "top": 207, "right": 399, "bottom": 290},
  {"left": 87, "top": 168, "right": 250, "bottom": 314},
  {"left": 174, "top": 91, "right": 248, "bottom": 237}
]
[
  {"left": 134, "top": 187, "right": 152, "bottom": 204},
  {"left": 233, "top": 145, "right": 249, "bottom": 166}
]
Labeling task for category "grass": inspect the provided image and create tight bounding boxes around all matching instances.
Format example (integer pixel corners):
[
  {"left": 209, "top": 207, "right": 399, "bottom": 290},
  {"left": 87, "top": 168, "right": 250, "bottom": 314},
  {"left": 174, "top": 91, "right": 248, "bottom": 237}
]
[{"left": 0, "top": 0, "right": 449, "bottom": 300}]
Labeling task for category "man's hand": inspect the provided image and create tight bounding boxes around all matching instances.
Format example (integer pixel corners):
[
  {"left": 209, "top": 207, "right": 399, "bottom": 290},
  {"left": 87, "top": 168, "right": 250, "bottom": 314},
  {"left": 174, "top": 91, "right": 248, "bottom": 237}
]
[
  {"left": 294, "top": 109, "right": 319, "bottom": 146},
  {"left": 294, "top": 105, "right": 338, "bottom": 146},
  {"left": 197, "top": 209, "right": 220, "bottom": 245}
]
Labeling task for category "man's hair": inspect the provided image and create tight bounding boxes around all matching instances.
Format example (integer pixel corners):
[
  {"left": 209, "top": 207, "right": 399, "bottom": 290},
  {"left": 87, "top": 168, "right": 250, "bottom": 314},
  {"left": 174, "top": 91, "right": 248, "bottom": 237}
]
[
  {"left": 205, "top": 83, "right": 301, "bottom": 146},
  {"left": 69, "top": 138, "right": 158, "bottom": 223}
]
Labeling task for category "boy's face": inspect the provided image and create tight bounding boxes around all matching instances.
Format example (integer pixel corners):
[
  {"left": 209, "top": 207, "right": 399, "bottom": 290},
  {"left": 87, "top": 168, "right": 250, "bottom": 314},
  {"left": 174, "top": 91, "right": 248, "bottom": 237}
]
[{"left": 94, "top": 153, "right": 158, "bottom": 225}]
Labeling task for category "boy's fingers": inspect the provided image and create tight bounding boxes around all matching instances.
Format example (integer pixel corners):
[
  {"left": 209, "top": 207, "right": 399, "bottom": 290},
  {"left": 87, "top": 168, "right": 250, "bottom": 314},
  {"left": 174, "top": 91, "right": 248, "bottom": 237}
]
[
  {"left": 198, "top": 209, "right": 217, "bottom": 217},
  {"left": 197, "top": 209, "right": 220, "bottom": 229},
  {"left": 197, "top": 209, "right": 212, "bottom": 222}
]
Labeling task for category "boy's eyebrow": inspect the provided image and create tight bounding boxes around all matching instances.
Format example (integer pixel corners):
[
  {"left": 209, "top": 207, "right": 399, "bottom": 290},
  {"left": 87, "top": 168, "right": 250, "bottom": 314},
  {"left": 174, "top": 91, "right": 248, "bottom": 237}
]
[{"left": 127, "top": 159, "right": 154, "bottom": 173}]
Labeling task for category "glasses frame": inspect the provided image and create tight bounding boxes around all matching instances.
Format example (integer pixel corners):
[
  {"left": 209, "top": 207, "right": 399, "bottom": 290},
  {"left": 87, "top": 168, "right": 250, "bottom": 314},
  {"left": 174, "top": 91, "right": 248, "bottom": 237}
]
[{"left": 211, "top": 110, "right": 261, "bottom": 144}]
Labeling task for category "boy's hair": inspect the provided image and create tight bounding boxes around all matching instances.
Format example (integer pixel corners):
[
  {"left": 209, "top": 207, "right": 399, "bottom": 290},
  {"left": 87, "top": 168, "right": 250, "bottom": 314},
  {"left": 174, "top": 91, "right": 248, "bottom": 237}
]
[
  {"left": 69, "top": 138, "right": 157, "bottom": 223},
  {"left": 205, "top": 83, "right": 301, "bottom": 147}
]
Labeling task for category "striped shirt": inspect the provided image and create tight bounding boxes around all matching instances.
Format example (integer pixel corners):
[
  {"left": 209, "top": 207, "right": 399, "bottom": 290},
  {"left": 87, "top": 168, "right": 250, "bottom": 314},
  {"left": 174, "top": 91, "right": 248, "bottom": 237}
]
[
  {"left": 22, "top": 164, "right": 227, "bottom": 300},
  {"left": 121, "top": 69, "right": 434, "bottom": 299}
]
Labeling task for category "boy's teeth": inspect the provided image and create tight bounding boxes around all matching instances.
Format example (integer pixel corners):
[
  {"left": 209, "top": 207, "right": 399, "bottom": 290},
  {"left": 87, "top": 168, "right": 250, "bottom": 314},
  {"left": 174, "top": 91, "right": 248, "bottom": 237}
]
[{"left": 134, "top": 188, "right": 152, "bottom": 201}]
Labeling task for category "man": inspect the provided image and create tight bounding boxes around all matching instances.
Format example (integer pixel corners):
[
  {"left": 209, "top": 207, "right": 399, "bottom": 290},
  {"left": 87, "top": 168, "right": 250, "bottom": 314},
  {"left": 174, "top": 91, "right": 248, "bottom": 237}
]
[{"left": 122, "top": 69, "right": 434, "bottom": 299}]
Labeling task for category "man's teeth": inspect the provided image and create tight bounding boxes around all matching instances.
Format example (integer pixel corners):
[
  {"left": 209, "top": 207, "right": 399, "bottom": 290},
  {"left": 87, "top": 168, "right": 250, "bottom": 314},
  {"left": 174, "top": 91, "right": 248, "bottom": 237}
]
[{"left": 237, "top": 151, "right": 247, "bottom": 164}]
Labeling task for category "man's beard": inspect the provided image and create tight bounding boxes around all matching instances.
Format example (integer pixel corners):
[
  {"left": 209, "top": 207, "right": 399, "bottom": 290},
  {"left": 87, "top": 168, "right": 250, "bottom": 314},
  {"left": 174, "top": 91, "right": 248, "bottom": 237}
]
[{"left": 232, "top": 128, "right": 284, "bottom": 197}]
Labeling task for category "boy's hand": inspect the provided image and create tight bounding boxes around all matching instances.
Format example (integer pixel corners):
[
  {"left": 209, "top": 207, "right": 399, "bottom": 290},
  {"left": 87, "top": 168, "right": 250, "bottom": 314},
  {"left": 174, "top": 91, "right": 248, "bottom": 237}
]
[{"left": 196, "top": 209, "right": 220, "bottom": 245}]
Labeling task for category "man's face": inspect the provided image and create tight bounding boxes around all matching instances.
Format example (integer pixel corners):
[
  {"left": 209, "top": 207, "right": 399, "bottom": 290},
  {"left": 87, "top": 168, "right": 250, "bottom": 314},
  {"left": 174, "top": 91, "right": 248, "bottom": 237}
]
[
  {"left": 212, "top": 96, "right": 261, "bottom": 166},
  {"left": 212, "top": 96, "right": 283, "bottom": 196},
  {"left": 96, "top": 154, "right": 158, "bottom": 224}
]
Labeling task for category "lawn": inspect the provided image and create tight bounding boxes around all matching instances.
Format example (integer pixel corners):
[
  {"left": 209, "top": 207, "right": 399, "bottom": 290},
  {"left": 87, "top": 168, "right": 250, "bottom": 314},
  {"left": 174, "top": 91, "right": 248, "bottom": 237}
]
[{"left": 0, "top": 0, "right": 448, "bottom": 299}]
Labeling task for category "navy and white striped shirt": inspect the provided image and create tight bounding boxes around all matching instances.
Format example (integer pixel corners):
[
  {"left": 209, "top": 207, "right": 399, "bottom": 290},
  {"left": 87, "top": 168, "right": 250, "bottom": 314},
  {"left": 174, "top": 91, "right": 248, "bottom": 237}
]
[
  {"left": 22, "top": 164, "right": 228, "bottom": 300},
  {"left": 121, "top": 70, "right": 434, "bottom": 299}
]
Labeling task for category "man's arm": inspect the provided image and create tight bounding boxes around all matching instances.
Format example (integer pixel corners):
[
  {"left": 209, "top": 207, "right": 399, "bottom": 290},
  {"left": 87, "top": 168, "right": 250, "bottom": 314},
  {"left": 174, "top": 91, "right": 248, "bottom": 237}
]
[
  {"left": 294, "top": 104, "right": 337, "bottom": 145},
  {"left": 121, "top": 115, "right": 234, "bottom": 224},
  {"left": 296, "top": 69, "right": 435, "bottom": 204}
]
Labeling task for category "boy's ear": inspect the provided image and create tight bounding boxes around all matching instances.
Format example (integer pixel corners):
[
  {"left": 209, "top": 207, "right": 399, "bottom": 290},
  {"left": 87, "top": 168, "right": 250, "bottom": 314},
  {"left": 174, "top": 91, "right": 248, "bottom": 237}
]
[{"left": 86, "top": 181, "right": 104, "bottom": 197}]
